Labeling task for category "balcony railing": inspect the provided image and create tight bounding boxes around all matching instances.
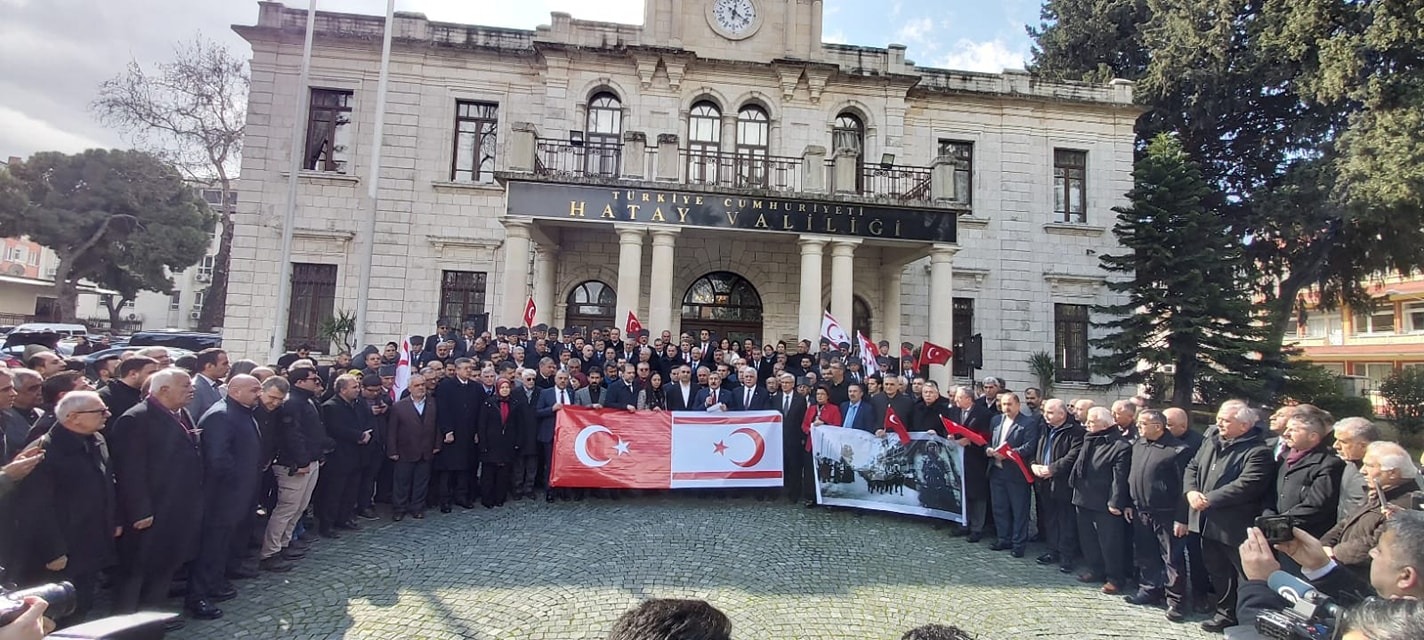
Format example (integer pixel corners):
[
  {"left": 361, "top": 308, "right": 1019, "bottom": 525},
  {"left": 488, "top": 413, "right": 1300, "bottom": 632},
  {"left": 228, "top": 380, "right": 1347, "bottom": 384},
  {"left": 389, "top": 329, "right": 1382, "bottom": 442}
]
[
  {"left": 862, "top": 164, "right": 933, "bottom": 202},
  {"left": 535, "top": 139, "right": 622, "bottom": 179},
  {"left": 684, "top": 149, "right": 803, "bottom": 192}
]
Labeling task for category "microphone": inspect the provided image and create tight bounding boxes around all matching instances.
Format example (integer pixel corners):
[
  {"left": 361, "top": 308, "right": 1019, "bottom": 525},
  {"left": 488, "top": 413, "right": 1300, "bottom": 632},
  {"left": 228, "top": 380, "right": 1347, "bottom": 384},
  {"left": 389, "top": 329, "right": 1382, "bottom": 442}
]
[{"left": 1267, "top": 571, "right": 1323, "bottom": 605}]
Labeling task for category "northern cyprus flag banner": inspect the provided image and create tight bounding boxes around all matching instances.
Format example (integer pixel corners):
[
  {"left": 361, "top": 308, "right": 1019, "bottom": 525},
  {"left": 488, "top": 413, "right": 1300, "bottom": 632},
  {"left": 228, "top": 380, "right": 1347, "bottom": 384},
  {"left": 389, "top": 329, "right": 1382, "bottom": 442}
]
[
  {"left": 550, "top": 407, "right": 784, "bottom": 490},
  {"left": 811, "top": 426, "right": 965, "bottom": 523}
]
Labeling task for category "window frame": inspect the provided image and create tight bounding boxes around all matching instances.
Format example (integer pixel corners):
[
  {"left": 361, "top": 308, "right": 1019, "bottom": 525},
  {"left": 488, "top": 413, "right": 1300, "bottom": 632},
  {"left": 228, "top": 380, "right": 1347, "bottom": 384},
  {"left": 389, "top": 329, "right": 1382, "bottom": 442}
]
[
  {"left": 451, "top": 100, "right": 499, "bottom": 183},
  {"left": 1053, "top": 149, "right": 1087, "bottom": 223},
  {"left": 304, "top": 88, "right": 354, "bottom": 173},
  {"left": 1054, "top": 303, "right": 1090, "bottom": 382},
  {"left": 585, "top": 92, "right": 623, "bottom": 177},
  {"left": 439, "top": 270, "right": 489, "bottom": 329},
  {"left": 1352, "top": 306, "right": 1397, "bottom": 335},
  {"left": 285, "top": 263, "right": 338, "bottom": 350},
  {"left": 937, "top": 139, "right": 974, "bottom": 206}
]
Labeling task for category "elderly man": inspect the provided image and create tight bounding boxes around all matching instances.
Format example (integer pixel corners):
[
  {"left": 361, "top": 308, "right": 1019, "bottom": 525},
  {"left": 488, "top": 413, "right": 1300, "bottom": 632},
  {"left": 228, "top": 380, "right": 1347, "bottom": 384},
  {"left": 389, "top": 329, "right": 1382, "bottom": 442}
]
[
  {"left": 1163, "top": 406, "right": 1211, "bottom": 613},
  {"left": 9, "top": 369, "right": 43, "bottom": 429},
  {"left": 1124, "top": 409, "right": 1192, "bottom": 618},
  {"left": 950, "top": 386, "right": 994, "bottom": 541},
  {"left": 1319, "top": 441, "right": 1420, "bottom": 579},
  {"left": 1266, "top": 404, "right": 1344, "bottom": 537},
  {"left": 186, "top": 375, "right": 265, "bottom": 621},
  {"left": 109, "top": 368, "right": 202, "bottom": 629},
  {"left": 1071, "top": 398, "right": 1094, "bottom": 425},
  {"left": 987, "top": 392, "right": 1041, "bottom": 557},
  {"left": 1070, "top": 406, "right": 1133, "bottom": 594},
  {"left": 1110, "top": 399, "right": 1138, "bottom": 442},
  {"left": 11, "top": 391, "right": 118, "bottom": 622},
  {"left": 1333, "top": 417, "right": 1382, "bottom": 520},
  {"left": 133, "top": 346, "right": 172, "bottom": 368},
  {"left": 387, "top": 373, "right": 439, "bottom": 519},
  {"left": 1184, "top": 399, "right": 1274, "bottom": 633},
  {"left": 24, "top": 371, "right": 92, "bottom": 445},
  {"left": 1031, "top": 398, "right": 1084, "bottom": 570}
]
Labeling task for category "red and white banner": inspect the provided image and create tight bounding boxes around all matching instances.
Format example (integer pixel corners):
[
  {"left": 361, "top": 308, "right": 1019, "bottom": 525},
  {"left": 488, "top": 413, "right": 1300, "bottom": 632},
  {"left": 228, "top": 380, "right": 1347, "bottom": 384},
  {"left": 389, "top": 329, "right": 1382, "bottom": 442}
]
[
  {"left": 550, "top": 407, "right": 784, "bottom": 489},
  {"left": 856, "top": 331, "right": 880, "bottom": 374},
  {"left": 391, "top": 338, "right": 411, "bottom": 401},
  {"left": 821, "top": 310, "right": 849, "bottom": 348}
]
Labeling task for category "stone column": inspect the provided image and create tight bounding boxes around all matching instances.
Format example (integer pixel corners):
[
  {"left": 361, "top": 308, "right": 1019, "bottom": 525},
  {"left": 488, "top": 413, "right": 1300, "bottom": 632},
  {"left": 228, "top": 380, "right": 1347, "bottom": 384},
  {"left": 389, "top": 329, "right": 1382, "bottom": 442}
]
[
  {"left": 829, "top": 239, "right": 861, "bottom": 345},
  {"left": 615, "top": 227, "right": 646, "bottom": 335},
  {"left": 881, "top": 263, "right": 903, "bottom": 355},
  {"left": 797, "top": 237, "right": 827, "bottom": 342},
  {"left": 648, "top": 228, "right": 680, "bottom": 335},
  {"left": 501, "top": 218, "right": 534, "bottom": 327},
  {"left": 533, "top": 245, "right": 557, "bottom": 326},
  {"left": 928, "top": 244, "right": 959, "bottom": 388}
]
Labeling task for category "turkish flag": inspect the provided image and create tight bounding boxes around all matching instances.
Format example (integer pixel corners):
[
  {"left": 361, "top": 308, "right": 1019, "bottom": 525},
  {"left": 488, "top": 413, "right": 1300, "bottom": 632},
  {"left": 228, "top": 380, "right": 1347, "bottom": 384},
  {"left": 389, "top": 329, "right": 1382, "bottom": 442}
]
[
  {"left": 941, "top": 416, "right": 987, "bottom": 447},
  {"left": 884, "top": 406, "right": 910, "bottom": 445},
  {"left": 995, "top": 442, "right": 1036, "bottom": 484},
  {"left": 551, "top": 407, "right": 672, "bottom": 489},
  {"left": 920, "top": 341, "right": 953, "bottom": 369},
  {"left": 626, "top": 311, "right": 643, "bottom": 336},
  {"left": 523, "top": 297, "right": 537, "bottom": 328}
]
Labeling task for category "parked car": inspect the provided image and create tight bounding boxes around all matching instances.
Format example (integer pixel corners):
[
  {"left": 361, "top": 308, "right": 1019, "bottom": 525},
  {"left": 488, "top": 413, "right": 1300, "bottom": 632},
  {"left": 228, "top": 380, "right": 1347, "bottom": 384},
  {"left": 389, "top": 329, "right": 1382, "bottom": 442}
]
[
  {"left": 127, "top": 331, "right": 222, "bottom": 353},
  {"left": 1, "top": 330, "right": 66, "bottom": 368},
  {"left": 82, "top": 345, "right": 194, "bottom": 367},
  {"left": 5, "top": 323, "right": 89, "bottom": 338}
]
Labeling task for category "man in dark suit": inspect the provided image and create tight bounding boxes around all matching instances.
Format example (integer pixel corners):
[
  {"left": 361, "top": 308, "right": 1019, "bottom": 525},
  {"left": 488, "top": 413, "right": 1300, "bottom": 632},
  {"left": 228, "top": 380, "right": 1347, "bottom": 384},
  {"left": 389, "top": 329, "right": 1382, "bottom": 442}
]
[
  {"left": 98, "top": 356, "right": 159, "bottom": 431},
  {"left": 978, "top": 377, "right": 1005, "bottom": 415},
  {"left": 771, "top": 373, "right": 810, "bottom": 504},
  {"left": 187, "top": 375, "right": 264, "bottom": 620},
  {"left": 316, "top": 375, "right": 372, "bottom": 537},
  {"left": 838, "top": 383, "right": 876, "bottom": 434},
  {"left": 187, "top": 348, "right": 230, "bottom": 421},
  {"left": 535, "top": 371, "right": 575, "bottom": 502},
  {"left": 109, "top": 368, "right": 204, "bottom": 628},
  {"left": 870, "top": 375, "right": 914, "bottom": 436},
  {"left": 694, "top": 372, "right": 731, "bottom": 412},
  {"left": 664, "top": 365, "right": 699, "bottom": 412},
  {"left": 605, "top": 363, "right": 640, "bottom": 412},
  {"left": 731, "top": 366, "right": 770, "bottom": 412},
  {"left": 1185, "top": 400, "right": 1274, "bottom": 632},
  {"left": 433, "top": 360, "right": 481, "bottom": 512},
  {"left": 386, "top": 373, "right": 440, "bottom": 520},
  {"left": 986, "top": 392, "right": 1041, "bottom": 557}
]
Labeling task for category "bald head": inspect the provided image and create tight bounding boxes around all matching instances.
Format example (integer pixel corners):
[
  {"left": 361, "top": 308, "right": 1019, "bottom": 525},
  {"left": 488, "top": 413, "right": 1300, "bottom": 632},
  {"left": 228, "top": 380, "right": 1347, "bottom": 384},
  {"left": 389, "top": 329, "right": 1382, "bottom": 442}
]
[
  {"left": 1043, "top": 398, "right": 1068, "bottom": 426},
  {"left": 1163, "top": 407, "right": 1189, "bottom": 438},
  {"left": 225, "top": 374, "right": 261, "bottom": 409}
]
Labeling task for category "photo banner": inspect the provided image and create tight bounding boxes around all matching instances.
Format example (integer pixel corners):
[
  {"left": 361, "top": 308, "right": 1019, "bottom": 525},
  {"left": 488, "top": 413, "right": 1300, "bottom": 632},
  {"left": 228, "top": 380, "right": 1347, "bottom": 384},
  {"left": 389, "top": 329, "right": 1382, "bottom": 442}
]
[
  {"left": 811, "top": 426, "right": 965, "bottom": 523},
  {"left": 550, "top": 407, "right": 784, "bottom": 490}
]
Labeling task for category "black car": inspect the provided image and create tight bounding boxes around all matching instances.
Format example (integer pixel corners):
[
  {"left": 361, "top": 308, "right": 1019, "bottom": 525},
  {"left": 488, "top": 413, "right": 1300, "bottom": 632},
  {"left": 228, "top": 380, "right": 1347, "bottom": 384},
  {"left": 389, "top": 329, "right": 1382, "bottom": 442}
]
[{"left": 127, "top": 331, "right": 222, "bottom": 353}]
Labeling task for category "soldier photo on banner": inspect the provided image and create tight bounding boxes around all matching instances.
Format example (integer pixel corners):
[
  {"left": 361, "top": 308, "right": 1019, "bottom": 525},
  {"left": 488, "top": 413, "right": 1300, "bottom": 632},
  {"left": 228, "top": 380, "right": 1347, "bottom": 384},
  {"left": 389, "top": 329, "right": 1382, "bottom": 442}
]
[{"left": 811, "top": 426, "right": 965, "bottom": 523}]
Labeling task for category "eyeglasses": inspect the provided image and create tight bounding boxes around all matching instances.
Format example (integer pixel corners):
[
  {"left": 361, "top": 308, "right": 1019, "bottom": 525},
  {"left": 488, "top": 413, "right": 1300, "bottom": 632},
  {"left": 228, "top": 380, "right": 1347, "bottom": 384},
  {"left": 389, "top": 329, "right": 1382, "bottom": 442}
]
[{"left": 75, "top": 408, "right": 111, "bottom": 415}]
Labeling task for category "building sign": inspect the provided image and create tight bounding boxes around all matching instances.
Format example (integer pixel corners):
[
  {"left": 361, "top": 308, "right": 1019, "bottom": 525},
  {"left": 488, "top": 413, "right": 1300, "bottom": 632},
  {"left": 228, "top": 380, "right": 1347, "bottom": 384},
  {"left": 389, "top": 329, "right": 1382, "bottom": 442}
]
[{"left": 505, "top": 180, "right": 956, "bottom": 243}]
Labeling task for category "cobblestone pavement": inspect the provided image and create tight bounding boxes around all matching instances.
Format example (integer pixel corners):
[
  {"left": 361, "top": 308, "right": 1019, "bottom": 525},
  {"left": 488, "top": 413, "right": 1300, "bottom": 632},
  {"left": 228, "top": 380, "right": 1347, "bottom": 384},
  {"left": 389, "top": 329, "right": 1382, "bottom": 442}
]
[{"left": 175, "top": 495, "right": 1219, "bottom": 640}]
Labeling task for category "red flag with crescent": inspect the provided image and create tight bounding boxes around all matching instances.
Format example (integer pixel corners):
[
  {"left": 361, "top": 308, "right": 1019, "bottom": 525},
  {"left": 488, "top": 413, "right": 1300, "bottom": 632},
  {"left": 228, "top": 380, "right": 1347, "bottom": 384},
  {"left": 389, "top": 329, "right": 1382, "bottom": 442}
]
[
  {"left": 920, "top": 341, "right": 953, "bottom": 369},
  {"left": 523, "top": 297, "right": 537, "bottom": 328},
  {"left": 884, "top": 406, "right": 910, "bottom": 445},
  {"left": 941, "top": 416, "right": 988, "bottom": 447},
  {"left": 626, "top": 311, "right": 644, "bottom": 336},
  {"left": 995, "top": 442, "right": 1036, "bottom": 484}
]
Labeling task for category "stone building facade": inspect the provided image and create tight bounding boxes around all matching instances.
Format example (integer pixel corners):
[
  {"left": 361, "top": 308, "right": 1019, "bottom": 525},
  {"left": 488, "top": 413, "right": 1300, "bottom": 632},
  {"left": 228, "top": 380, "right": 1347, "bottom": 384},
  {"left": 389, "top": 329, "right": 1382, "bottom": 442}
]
[{"left": 226, "top": 0, "right": 1140, "bottom": 392}]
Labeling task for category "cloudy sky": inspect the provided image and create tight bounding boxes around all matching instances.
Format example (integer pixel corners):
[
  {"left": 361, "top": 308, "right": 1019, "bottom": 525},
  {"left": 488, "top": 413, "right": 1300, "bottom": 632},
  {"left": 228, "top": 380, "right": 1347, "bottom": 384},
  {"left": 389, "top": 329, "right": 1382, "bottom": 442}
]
[{"left": 0, "top": 0, "right": 1040, "bottom": 161}]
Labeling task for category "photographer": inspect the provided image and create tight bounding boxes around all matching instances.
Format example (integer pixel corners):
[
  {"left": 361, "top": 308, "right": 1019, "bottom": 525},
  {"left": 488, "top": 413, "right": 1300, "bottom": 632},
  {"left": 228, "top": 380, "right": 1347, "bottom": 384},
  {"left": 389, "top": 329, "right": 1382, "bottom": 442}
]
[{"left": 1238, "top": 511, "right": 1424, "bottom": 628}]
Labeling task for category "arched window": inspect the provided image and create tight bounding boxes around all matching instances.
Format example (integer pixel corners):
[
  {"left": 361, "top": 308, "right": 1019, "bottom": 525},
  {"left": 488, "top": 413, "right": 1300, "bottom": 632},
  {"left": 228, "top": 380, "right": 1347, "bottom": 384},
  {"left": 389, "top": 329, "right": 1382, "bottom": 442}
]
[
  {"left": 566, "top": 280, "right": 616, "bottom": 333},
  {"left": 852, "top": 296, "right": 872, "bottom": 346},
  {"left": 735, "top": 105, "right": 770, "bottom": 188},
  {"left": 681, "top": 271, "right": 764, "bottom": 345},
  {"left": 687, "top": 101, "right": 722, "bottom": 184},
  {"left": 585, "top": 92, "right": 623, "bottom": 176},
  {"left": 833, "top": 112, "right": 865, "bottom": 191}
]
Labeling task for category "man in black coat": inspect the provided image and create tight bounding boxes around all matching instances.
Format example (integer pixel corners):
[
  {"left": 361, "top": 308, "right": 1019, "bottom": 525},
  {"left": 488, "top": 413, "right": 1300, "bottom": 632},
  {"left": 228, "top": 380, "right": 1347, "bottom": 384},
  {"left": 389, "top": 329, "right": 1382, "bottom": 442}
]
[
  {"left": 186, "top": 375, "right": 265, "bottom": 620},
  {"left": 950, "top": 386, "right": 994, "bottom": 542},
  {"left": 258, "top": 368, "right": 325, "bottom": 571},
  {"left": 1164, "top": 406, "right": 1211, "bottom": 611},
  {"left": 1124, "top": 409, "right": 1192, "bottom": 620},
  {"left": 317, "top": 375, "right": 372, "bottom": 537},
  {"left": 13, "top": 390, "right": 118, "bottom": 623},
  {"left": 1030, "top": 399, "right": 1084, "bottom": 570},
  {"left": 771, "top": 373, "right": 810, "bottom": 505},
  {"left": 434, "top": 358, "right": 481, "bottom": 512},
  {"left": 1070, "top": 406, "right": 1133, "bottom": 594},
  {"left": 97, "top": 356, "right": 159, "bottom": 431},
  {"left": 1265, "top": 405, "right": 1345, "bottom": 537},
  {"left": 109, "top": 368, "right": 203, "bottom": 626},
  {"left": 1185, "top": 400, "right": 1275, "bottom": 632},
  {"left": 605, "top": 363, "right": 640, "bottom": 412},
  {"left": 664, "top": 364, "right": 700, "bottom": 412}
]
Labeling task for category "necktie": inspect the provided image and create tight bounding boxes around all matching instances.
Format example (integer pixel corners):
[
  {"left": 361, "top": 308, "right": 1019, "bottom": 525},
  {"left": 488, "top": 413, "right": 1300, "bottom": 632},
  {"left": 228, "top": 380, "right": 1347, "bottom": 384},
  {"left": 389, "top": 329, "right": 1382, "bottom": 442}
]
[
  {"left": 745, "top": 388, "right": 752, "bottom": 409},
  {"left": 847, "top": 404, "right": 858, "bottom": 428},
  {"left": 783, "top": 394, "right": 790, "bottom": 413},
  {"left": 560, "top": 389, "right": 568, "bottom": 405}
]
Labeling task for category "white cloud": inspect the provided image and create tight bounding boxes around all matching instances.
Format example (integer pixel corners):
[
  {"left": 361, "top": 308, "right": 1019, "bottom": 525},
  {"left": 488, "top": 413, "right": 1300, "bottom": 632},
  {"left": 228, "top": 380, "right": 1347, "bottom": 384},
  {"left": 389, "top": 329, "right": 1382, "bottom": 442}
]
[
  {"left": 823, "top": 29, "right": 848, "bottom": 44},
  {"left": 0, "top": 105, "right": 108, "bottom": 158},
  {"left": 894, "top": 16, "right": 935, "bottom": 47},
  {"left": 933, "top": 39, "right": 1027, "bottom": 73}
]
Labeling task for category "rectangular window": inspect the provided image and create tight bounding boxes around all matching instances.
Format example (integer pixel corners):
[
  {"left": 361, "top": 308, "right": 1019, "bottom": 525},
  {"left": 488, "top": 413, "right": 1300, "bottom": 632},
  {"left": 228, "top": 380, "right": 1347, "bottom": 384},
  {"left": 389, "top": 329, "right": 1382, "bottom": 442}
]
[
  {"left": 1352, "top": 306, "right": 1396, "bottom": 335},
  {"left": 439, "top": 270, "right": 488, "bottom": 330},
  {"left": 937, "top": 140, "right": 973, "bottom": 206},
  {"left": 1355, "top": 363, "right": 1395, "bottom": 388},
  {"left": 1407, "top": 302, "right": 1424, "bottom": 333},
  {"left": 1054, "top": 303, "right": 1090, "bottom": 382},
  {"left": 451, "top": 101, "right": 498, "bottom": 183},
  {"left": 169, "top": 293, "right": 181, "bottom": 312},
  {"left": 286, "top": 263, "right": 338, "bottom": 350},
  {"left": 197, "top": 255, "right": 215, "bottom": 280},
  {"left": 193, "top": 290, "right": 205, "bottom": 310},
  {"left": 951, "top": 297, "right": 975, "bottom": 378},
  {"left": 1054, "top": 149, "right": 1087, "bottom": 223},
  {"left": 303, "top": 88, "right": 353, "bottom": 173}
]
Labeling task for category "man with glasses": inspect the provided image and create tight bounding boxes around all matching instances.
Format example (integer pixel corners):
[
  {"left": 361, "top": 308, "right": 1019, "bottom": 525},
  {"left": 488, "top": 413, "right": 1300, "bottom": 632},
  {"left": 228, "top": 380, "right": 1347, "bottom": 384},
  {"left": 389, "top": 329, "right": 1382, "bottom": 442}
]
[
  {"left": 387, "top": 373, "right": 439, "bottom": 520},
  {"left": 259, "top": 367, "right": 326, "bottom": 572}
]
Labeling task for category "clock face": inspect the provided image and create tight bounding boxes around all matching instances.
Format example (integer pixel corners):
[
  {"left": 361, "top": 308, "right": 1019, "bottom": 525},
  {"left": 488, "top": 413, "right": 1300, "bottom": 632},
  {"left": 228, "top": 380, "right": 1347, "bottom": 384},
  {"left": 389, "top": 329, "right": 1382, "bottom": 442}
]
[{"left": 711, "top": 0, "right": 758, "bottom": 38}]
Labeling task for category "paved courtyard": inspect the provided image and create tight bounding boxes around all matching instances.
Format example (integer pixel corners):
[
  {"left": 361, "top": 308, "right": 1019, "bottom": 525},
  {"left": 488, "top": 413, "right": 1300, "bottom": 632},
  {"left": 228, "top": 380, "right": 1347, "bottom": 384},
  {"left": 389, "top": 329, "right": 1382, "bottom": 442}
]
[{"left": 177, "top": 496, "right": 1218, "bottom": 640}]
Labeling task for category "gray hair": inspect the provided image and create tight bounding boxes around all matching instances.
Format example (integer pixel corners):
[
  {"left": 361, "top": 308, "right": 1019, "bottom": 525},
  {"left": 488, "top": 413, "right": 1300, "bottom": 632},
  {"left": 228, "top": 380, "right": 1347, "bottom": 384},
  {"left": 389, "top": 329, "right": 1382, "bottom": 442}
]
[
  {"left": 1111, "top": 399, "right": 1138, "bottom": 415},
  {"left": 1334, "top": 417, "right": 1382, "bottom": 443},
  {"left": 1338, "top": 595, "right": 1424, "bottom": 640},
  {"left": 134, "top": 346, "right": 169, "bottom": 360},
  {"left": 147, "top": 367, "right": 191, "bottom": 394},
  {"left": 55, "top": 390, "right": 105, "bottom": 423},
  {"left": 1382, "top": 511, "right": 1424, "bottom": 581},
  {"left": 261, "top": 376, "right": 290, "bottom": 394},
  {"left": 334, "top": 373, "right": 360, "bottom": 392},
  {"left": 1367, "top": 441, "right": 1419, "bottom": 479},
  {"left": 1138, "top": 409, "right": 1166, "bottom": 427},
  {"left": 981, "top": 376, "right": 1004, "bottom": 387},
  {"left": 1087, "top": 406, "right": 1113, "bottom": 425},
  {"left": 1219, "top": 399, "right": 1259, "bottom": 426}
]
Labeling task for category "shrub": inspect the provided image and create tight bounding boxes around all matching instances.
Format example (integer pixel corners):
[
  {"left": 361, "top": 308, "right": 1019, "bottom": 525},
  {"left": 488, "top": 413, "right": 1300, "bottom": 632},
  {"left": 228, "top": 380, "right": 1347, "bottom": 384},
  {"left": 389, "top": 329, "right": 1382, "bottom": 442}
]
[{"left": 1380, "top": 367, "right": 1424, "bottom": 435}]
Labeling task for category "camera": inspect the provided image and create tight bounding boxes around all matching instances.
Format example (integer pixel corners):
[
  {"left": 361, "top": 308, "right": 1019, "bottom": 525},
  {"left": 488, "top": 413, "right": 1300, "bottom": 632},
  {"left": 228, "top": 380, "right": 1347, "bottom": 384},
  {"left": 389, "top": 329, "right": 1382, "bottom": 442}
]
[
  {"left": 1254, "top": 571, "right": 1342, "bottom": 640},
  {"left": 0, "top": 581, "right": 77, "bottom": 625}
]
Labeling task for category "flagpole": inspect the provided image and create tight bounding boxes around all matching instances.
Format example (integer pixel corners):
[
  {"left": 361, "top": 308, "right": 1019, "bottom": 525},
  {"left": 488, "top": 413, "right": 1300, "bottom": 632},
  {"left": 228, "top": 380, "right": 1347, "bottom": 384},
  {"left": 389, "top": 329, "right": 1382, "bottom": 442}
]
[
  {"left": 270, "top": 0, "right": 319, "bottom": 364},
  {"left": 351, "top": 0, "right": 396, "bottom": 350}
]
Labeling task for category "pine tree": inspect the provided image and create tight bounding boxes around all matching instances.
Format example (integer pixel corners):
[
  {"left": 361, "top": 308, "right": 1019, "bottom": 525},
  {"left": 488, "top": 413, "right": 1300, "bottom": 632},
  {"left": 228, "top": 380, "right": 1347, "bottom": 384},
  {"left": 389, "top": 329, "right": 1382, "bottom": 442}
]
[{"left": 1092, "top": 135, "right": 1271, "bottom": 407}]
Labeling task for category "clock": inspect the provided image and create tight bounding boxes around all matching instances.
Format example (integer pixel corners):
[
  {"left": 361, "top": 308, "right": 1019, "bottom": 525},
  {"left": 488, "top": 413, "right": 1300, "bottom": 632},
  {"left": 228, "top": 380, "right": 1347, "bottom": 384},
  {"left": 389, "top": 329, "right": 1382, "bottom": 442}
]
[{"left": 707, "top": 0, "right": 761, "bottom": 40}]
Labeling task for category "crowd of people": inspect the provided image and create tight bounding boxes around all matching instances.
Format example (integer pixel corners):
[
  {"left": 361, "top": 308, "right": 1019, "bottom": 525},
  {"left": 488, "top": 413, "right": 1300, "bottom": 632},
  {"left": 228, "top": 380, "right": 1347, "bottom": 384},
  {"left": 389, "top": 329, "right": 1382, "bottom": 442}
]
[{"left": 0, "top": 321, "right": 1422, "bottom": 639}]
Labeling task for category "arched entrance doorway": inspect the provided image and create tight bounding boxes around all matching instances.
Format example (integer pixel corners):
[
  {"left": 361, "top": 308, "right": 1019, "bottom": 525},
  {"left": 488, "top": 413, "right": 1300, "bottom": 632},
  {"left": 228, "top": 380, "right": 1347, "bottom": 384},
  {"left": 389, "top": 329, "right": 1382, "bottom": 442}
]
[
  {"left": 565, "top": 280, "right": 616, "bottom": 334},
  {"left": 681, "top": 271, "right": 764, "bottom": 345}
]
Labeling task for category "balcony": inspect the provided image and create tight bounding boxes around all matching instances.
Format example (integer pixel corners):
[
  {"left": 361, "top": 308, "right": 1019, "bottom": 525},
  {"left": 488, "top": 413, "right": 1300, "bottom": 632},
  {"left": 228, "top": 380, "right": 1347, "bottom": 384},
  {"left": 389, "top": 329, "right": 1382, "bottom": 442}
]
[{"left": 509, "top": 123, "right": 965, "bottom": 209}]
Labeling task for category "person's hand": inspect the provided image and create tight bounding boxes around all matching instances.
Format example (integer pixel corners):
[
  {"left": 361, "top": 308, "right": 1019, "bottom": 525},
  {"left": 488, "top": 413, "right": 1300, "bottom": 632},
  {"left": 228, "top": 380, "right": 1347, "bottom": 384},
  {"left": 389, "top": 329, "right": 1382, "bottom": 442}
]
[
  {"left": 1187, "top": 491, "right": 1210, "bottom": 511},
  {"left": 44, "top": 555, "right": 67, "bottom": 572},
  {"left": 444, "top": 432, "right": 455, "bottom": 444},
  {"left": 1173, "top": 522, "right": 1188, "bottom": 538},
  {"left": 0, "top": 447, "right": 44, "bottom": 483},
  {"left": 114, "top": 526, "right": 122, "bottom": 537},
  {"left": 625, "top": 405, "right": 636, "bottom": 412},
  {"left": 1240, "top": 527, "right": 1282, "bottom": 581},
  {"left": 359, "top": 430, "right": 373, "bottom": 444},
  {"left": 133, "top": 516, "right": 154, "bottom": 530},
  {"left": 955, "top": 437, "right": 972, "bottom": 448},
  {"left": 0, "top": 596, "right": 48, "bottom": 640},
  {"left": 875, "top": 429, "right": 886, "bottom": 438},
  {"left": 552, "top": 403, "right": 562, "bottom": 411},
  {"left": 1108, "top": 507, "right": 1122, "bottom": 517},
  {"left": 1272, "top": 527, "right": 1332, "bottom": 573},
  {"left": 1123, "top": 507, "right": 1135, "bottom": 521},
  {"left": 1031, "top": 464, "right": 1051, "bottom": 479},
  {"left": 388, "top": 454, "right": 399, "bottom": 461},
  {"left": 591, "top": 404, "right": 603, "bottom": 410},
  {"left": 432, "top": 448, "right": 441, "bottom": 455}
]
